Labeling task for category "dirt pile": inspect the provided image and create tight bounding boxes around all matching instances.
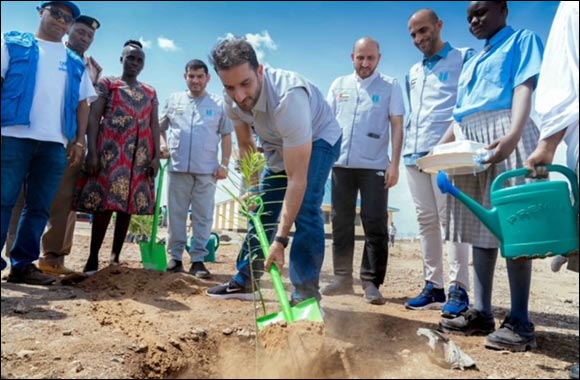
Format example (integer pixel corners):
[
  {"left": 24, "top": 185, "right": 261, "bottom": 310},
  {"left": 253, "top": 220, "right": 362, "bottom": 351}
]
[{"left": 1, "top": 227, "right": 578, "bottom": 379}]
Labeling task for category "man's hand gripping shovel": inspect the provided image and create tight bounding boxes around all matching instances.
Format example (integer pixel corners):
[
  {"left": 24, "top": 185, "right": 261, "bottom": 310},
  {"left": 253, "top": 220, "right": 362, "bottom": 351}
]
[{"left": 241, "top": 197, "right": 324, "bottom": 330}]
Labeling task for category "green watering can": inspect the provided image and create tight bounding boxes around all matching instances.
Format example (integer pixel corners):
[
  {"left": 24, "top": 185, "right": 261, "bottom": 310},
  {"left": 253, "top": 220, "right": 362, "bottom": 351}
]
[
  {"left": 188, "top": 232, "right": 220, "bottom": 262},
  {"left": 139, "top": 161, "right": 169, "bottom": 271},
  {"left": 241, "top": 197, "right": 324, "bottom": 330},
  {"left": 438, "top": 165, "right": 579, "bottom": 259}
]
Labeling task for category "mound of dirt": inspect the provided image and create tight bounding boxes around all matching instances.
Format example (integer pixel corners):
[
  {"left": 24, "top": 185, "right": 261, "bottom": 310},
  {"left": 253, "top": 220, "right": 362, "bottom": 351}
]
[{"left": 1, "top": 225, "right": 578, "bottom": 379}]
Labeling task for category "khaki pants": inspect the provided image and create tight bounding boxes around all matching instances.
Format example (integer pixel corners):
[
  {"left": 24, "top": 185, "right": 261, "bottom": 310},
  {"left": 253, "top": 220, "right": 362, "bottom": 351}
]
[{"left": 41, "top": 163, "right": 82, "bottom": 263}]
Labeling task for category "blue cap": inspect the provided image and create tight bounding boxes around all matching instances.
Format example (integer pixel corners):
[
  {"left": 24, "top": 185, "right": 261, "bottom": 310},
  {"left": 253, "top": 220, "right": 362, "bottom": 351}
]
[{"left": 38, "top": 1, "right": 81, "bottom": 20}]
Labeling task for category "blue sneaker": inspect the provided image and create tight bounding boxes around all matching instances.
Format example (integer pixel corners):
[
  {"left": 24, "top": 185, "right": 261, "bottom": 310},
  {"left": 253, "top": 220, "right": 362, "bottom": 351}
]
[
  {"left": 405, "top": 281, "right": 446, "bottom": 310},
  {"left": 441, "top": 284, "right": 469, "bottom": 318}
]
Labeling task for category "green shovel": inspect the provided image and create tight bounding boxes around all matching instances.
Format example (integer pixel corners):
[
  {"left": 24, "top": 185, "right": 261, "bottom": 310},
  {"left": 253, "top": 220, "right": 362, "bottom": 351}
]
[
  {"left": 139, "top": 160, "right": 168, "bottom": 271},
  {"left": 242, "top": 197, "right": 324, "bottom": 330}
]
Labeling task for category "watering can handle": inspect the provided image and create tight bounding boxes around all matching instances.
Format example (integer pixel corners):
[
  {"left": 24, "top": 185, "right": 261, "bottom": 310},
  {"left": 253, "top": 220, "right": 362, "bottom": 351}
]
[
  {"left": 210, "top": 231, "right": 220, "bottom": 248},
  {"left": 491, "top": 164, "right": 579, "bottom": 214}
]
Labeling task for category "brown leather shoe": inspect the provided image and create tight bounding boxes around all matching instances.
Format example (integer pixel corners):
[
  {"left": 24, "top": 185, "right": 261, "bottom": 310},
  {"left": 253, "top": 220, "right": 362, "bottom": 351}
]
[
  {"left": 38, "top": 257, "right": 75, "bottom": 276},
  {"left": 7, "top": 264, "right": 56, "bottom": 285}
]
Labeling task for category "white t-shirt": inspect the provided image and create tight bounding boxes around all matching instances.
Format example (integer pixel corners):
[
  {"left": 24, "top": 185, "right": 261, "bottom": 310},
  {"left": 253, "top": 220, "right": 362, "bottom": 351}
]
[
  {"left": 1, "top": 36, "right": 96, "bottom": 146},
  {"left": 535, "top": 2, "right": 579, "bottom": 171}
]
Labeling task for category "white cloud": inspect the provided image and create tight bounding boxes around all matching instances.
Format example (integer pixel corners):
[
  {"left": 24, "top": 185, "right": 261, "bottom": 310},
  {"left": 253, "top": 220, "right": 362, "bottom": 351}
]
[
  {"left": 220, "top": 31, "right": 277, "bottom": 63},
  {"left": 138, "top": 37, "right": 152, "bottom": 49},
  {"left": 158, "top": 37, "right": 180, "bottom": 52}
]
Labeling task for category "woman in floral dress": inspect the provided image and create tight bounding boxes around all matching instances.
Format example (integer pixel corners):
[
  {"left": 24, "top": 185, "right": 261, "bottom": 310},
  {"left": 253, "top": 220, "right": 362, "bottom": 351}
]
[{"left": 74, "top": 40, "right": 161, "bottom": 274}]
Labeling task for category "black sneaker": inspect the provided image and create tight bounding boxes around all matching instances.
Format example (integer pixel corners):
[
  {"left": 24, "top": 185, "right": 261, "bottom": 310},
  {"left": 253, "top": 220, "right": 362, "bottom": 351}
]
[
  {"left": 7, "top": 264, "right": 57, "bottom": 285},
  {"left": 189, "top": 261, "right": 211, "bottom": 279},
  {"left": 485, "top": 316, "right": 537, "bottom": 352},
  {"left": 167, "top": 259, "right": 184, "bottom": 273},
  {"left": 439, "top": 308, "right": 495, "bottom": 336},
  {"left": 206, "top": 279, "right": 258, "bottom": 300}
]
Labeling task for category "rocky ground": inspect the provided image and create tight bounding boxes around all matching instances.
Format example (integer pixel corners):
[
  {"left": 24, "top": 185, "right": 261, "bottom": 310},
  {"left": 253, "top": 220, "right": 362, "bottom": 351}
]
[{"left": 1, "top": 222, "right": 578, "bottom": 379}]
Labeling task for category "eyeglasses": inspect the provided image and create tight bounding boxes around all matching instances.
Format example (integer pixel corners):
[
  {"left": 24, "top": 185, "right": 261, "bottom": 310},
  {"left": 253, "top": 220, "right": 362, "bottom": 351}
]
[{"left": 44, "top": 6, "right": 75, "bottom": 25}]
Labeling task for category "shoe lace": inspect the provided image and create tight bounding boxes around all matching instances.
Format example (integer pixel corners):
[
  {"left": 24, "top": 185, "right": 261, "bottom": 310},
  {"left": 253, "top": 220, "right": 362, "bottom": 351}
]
[{"left": 447, "top": 287, "right": 466, "bottom": 305}]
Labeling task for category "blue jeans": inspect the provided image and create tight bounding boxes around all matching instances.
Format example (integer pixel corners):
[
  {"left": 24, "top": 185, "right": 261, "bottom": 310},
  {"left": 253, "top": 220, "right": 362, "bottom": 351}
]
[
  {"left": 234, "top": 137, "right": 341, "bottom": 301},
  {"left": 1, "top": 137, "right": 67, "bottom": 269}
]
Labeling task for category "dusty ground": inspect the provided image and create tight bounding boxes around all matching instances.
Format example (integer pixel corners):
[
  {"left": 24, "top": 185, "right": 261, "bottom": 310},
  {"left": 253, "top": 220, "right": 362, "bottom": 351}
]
[{"left": 1, "top": 222, "right": 578, "bottom": 379}]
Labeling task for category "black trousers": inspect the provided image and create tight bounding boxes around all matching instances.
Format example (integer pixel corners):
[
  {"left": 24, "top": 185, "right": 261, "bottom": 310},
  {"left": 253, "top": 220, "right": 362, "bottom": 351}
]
[{"left": 331, "top": 167, "right": 389, "bottom": 287}]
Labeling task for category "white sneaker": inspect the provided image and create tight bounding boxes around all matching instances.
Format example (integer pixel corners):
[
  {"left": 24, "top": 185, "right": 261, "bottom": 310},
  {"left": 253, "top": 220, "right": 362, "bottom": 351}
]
[{"left": 550, "top": 256, "right": 568, "bottom": 272}]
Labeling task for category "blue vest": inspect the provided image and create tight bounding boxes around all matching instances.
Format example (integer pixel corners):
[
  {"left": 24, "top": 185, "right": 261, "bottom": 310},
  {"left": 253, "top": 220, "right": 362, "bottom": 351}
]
[{"left": 1, "top": 31, "right": 85, "bottom": 141}]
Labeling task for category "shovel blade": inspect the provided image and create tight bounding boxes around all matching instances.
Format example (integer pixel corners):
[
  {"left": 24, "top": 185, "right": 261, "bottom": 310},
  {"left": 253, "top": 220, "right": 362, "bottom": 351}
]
[
  {"left": 139, "top": 241, "right": 168, "bottom": 271},
  {"left": 257, "top": 297, "right": 324, "bottom": 330}
]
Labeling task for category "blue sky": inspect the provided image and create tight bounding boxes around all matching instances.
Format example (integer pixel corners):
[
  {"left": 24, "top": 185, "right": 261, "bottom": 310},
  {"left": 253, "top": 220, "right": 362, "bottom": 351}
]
[{"left": 1, "top": 1, "right": 564, "bottom": 236}]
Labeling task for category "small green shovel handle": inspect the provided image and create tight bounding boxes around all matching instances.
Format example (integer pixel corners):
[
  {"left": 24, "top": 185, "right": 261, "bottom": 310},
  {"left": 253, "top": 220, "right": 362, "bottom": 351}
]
[
  {"left": 150, "top": 160, "right": 169, "bottom": 247},
  {"left": 247, "top": 197, "right": 294, "bottom": 323}
]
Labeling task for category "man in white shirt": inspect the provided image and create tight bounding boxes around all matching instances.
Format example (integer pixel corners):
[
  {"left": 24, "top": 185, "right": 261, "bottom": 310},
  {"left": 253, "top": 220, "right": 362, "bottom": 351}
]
[
  {"left": 323, "top": 36, "right": 404, "bottom": 305},
  {"left": 0, "top": 1, "right": 96, "bottom": 283}
]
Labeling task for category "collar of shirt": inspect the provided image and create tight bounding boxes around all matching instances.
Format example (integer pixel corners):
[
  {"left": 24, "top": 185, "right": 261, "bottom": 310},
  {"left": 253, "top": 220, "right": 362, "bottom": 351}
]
[
  {"left": 252, "top": 71, "right": 268, "bottom": 115},
  {"left": 354, "top": 71, "right": 379, "bottom": 89},
  {"left": 486, "top": 25, "right": 515, "bottom": 51},
  {"left": 422, "top": 42, "right": 454, "bottom": 71}
]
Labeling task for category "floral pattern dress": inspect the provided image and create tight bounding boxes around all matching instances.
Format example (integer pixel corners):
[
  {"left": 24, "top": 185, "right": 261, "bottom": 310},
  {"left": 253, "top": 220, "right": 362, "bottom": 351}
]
[{"left": 74, "top": 76, "right": 158, "bottom": 215}]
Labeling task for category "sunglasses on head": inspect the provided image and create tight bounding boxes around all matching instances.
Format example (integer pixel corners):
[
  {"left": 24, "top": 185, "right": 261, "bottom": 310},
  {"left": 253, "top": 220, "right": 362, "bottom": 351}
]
[{"left": 44, "top": 6, "right": 74, "bottom": 25}]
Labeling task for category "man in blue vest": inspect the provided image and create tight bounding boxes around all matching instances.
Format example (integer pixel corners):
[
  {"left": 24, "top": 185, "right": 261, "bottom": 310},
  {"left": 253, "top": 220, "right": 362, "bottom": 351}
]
[
  {"left": 0, "top": 1, "right": 96, "bottom": 284},
  {"left": 403, "top": 9, "right": 475, "bottom": 317},
  {"left": 5, "top": 14, "right": 102, "bottom": 276}
]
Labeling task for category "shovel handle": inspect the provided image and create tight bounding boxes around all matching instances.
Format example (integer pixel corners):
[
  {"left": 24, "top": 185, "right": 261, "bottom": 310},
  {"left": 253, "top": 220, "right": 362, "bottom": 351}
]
[
  {"left": 150, "top": 160, "right": 169, "bottom": 245},
  {"left": 248, "top": 199, "right": 293, "bottom": 323}
]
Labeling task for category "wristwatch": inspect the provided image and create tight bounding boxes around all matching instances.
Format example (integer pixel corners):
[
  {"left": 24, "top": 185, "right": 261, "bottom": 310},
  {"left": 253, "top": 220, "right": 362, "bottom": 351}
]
[{"left": 274, "top": 236, "right": 289, "bottom": 248}]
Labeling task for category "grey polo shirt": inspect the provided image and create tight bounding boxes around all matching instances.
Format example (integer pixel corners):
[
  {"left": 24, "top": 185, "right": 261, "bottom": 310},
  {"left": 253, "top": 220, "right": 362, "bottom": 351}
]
[{"left": 225, "top": 67, "right": 341, "bottom": 172}]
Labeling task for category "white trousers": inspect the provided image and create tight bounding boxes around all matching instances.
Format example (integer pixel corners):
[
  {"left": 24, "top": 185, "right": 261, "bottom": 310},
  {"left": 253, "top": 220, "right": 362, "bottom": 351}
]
[{"left": 405, "top": 165, "right": 470, "bottom": 290}]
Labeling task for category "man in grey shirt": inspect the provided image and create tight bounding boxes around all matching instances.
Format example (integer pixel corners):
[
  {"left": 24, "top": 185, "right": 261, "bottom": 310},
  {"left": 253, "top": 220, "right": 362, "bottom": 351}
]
[{"left": 206, "top": 37, "right": 342, "bottom": 304}]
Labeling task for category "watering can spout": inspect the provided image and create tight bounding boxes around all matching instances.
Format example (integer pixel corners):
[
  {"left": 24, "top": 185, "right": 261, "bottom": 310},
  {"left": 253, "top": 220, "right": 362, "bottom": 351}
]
[{"left": 437, "top": 171, "right": 502, "bottom": 241}]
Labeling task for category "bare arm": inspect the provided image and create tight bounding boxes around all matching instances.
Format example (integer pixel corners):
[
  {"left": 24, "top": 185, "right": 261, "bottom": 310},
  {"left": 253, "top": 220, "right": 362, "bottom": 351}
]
[
  {"left": 438, "top": 123, "right": 456, "bottom": 145},
  {"left": 159, "top": 130, "right": 169, "bottom": 159},
  {"left": 85, "top": 96, "right": 107, "bottom": 175},
  {"left": 484, "top": 77, "right": 536, "bottom": 164},
  {"left": 68, "top": 99, "right": 90, "bottom": 167},
  {"left": 385, "top": 115, "right": 403, "bottom": 188},
  {"left": 265, "top": 141, "right": 312, "bottom": 271},
  {"left": 150, "top": 101, "right": 161, "bottom": 176},
  {"left": 86, "top": 56, "right": 103, "bottom": 86},
  {"left": 276, "top": 141, "right": 311, "bottom": 238},
  {"left": 214, "top": 133, "right": 232, "bottom": 180},
  {"left": 525, "top": 128, "right": 566, "bottom": 177}
]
